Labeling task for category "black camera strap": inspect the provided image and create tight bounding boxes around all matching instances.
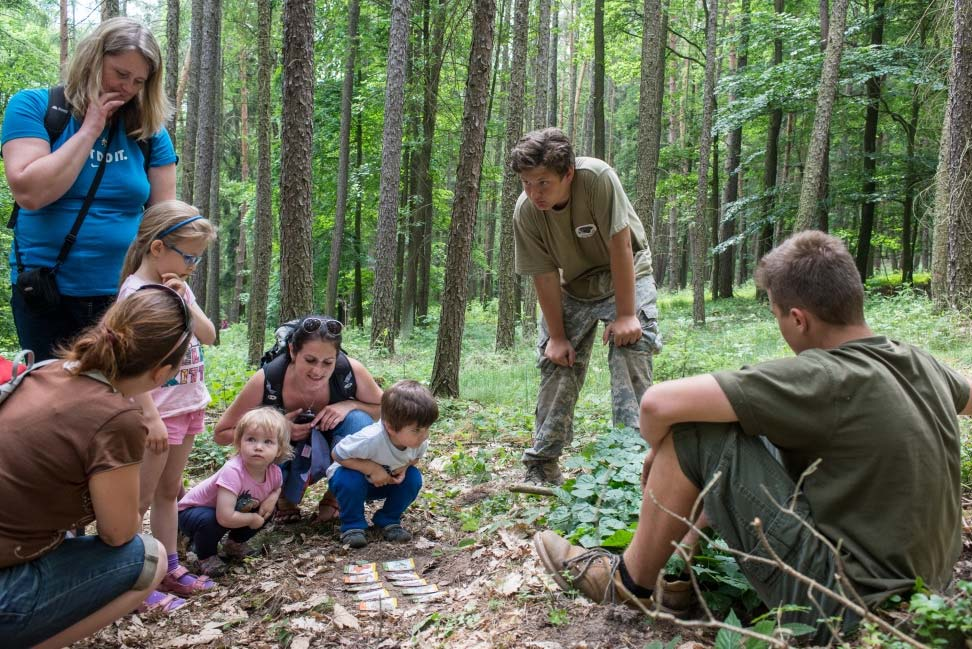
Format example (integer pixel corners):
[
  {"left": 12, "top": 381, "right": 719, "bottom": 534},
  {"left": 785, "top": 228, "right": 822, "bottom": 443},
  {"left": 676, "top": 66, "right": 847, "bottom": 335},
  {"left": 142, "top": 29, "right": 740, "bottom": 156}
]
[{"left": 14, "top": 120, "right": 118, "bottom": 274}]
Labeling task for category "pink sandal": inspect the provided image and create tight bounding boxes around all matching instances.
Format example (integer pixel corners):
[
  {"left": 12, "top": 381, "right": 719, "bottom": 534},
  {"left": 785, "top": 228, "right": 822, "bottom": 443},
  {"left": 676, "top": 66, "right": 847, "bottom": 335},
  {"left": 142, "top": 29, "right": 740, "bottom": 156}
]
[
  {"left": 136, "top": 591, "right": 186, "bottom": 615},
  {"left": 159, "top": 565, "right": 215, "bottom": 596}
]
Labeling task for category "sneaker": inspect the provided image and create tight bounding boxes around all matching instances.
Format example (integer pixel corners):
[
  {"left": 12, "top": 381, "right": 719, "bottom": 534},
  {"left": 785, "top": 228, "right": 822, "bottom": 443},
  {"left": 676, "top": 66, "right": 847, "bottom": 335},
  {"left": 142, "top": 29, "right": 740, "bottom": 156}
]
[
  {"left": 341, "top": 528, "right": 368, "bottom": 549},
  {"left": 532, "top": 530, "right": 692, "bottom": 617},
  {"left": 381, "top": 524, "right": 412, "bottom": 543},
  {"left": 223, "top": 538, "right": 260, "bottom": 561},
  {"left": 523, "top": 461, "right": 564, "bottom": 486}
]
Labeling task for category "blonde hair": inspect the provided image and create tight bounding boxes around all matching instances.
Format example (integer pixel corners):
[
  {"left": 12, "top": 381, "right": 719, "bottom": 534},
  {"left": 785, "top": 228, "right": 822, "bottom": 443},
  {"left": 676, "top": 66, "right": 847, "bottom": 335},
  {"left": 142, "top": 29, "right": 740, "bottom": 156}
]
[
  {"left": 64, "top": 17, "right": 171, "bottom": 140},
  {"left": 60, "top": 285, "right": 191, "bottom": 382},
  {"left": 234, "top": 408, "right": 293, "bottom": 462},
  {"left": 119, "top": 200, "right": 216, "bottom": 285}
]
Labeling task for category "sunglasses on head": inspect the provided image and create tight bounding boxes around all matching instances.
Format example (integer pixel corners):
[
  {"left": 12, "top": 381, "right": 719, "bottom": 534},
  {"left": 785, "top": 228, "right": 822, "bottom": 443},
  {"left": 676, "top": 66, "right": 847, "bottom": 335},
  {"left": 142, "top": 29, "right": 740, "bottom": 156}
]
[
  {"left": 300, "top": 317, "right": 343, "bottom": 336},
  {"left": 136, "top": 283, "right": 192, "bottom": 360}
]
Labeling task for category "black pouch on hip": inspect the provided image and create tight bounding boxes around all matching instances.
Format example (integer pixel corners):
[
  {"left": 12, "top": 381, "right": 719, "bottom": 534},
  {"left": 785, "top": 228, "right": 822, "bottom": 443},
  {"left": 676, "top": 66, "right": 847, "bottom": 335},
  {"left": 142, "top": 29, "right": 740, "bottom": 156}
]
[{"left": 16, "top": 267, "right": 61, "bottom": 314}]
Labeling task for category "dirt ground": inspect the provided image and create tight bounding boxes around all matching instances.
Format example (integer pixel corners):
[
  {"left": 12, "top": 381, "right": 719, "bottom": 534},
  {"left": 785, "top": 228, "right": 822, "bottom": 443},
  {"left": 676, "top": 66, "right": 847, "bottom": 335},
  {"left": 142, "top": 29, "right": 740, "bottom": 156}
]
[{"left": 76, "top": 430, "right": 972, "bottom": 649}]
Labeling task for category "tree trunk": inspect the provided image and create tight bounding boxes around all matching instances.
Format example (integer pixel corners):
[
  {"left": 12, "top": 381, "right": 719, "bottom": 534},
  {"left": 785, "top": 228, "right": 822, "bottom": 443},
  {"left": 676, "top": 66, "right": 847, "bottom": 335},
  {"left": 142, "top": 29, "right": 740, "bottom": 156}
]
[
  {"left": 533, "top": 0, "right": 550, "bottom": 128},
  {"left": 567, "top": 0, "right": 578, "bottom": 139},
  {"left": 230, "top": 47, "right": 250, "bottom": 324},
  {"left": 353, "top": 102, "right": 365, "bottom": 327},
  {"left": 592, "top": 0, "right": 605, "bottom": 157},
  {"left": 325, "top": 0, "right": 360, "bottom": 317},
  {"left": 370, "top": 0, "right": 412, "bottom": 351},
  {"left": 102, "top": 0, "right": 120, "bottom": 20},
  {"left": 692, "top": 0, "right": 718, "bottom": 324},
  {"left": 634, "top": 0, "right": 666, "bottom": 240},
  {"left": 547, "top": 3, "right": 558, "bottom": 127},
  {"left": 183, "top": 0, "right": 204, "bottom": 203},
  {"left": 495, "top": 0, "right": 530, "bottom": 350},
  {"left": 900, "top": 84, "right": 921, "bottom": 284},
  {"left": 793, "top": 0, "right": 849, "bottom": 232},
  {"left": 853, "top": 0, "right": 885, "bottom": 281},
  {"left": 60, "top": 0, "right": 69, "bottom": 68},
  {"left": 205, "top": 37, "right": 223, "bottom": 334},
  {"left": 430, "top": 0, "right": 495, "bottom": 397},
  {"left": 279, "top": 0, "right": 316, "bottom": 322},
  {"left": 165, "top": 0, "right": 180, "bottom": 141},
  {"left": 758, "top": 0, "right": 783, "bottom": 275},
  {"left": 247, "top": 0, "right": 274, "bottom": 366},
  {"left": 945, "top": 0, "right": 972, "bottom": 308}
]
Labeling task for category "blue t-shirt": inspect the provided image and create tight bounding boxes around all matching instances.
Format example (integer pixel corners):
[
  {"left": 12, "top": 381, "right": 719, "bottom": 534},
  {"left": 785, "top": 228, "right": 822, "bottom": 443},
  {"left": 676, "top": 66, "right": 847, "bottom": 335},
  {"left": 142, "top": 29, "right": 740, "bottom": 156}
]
[{"left": 2, "top": 88, "right": 177, "bottom": 296}]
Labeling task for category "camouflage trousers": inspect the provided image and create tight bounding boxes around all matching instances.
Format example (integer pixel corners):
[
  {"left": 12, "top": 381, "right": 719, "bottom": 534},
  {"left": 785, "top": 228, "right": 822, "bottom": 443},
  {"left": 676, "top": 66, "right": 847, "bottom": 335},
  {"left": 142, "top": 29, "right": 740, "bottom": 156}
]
[{"left": 522, "top": 274, "right": 662, "bottom": 465}]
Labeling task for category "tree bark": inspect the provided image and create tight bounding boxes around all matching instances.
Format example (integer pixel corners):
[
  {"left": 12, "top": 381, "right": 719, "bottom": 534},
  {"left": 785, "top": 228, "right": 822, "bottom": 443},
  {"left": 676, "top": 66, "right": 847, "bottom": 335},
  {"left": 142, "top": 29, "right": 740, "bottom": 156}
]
[
  {"left": 592, "top": 0, "right": 605, "bottom": 157},
  {"left": 205, "top": 36, "right": 223, "bottom": 333},
  {"left": 945, "top": 0, "right": 972, "bottom": 308},
  {"left": 853, "top": 0, "right": 885, "bottom": 281},
  {"left": 692, "top": 0, "right": 718, "bottom": 324},
  {"left": 758, "top": 0, "right": 784, "bottom": 273},
  {"left": 325, "top": 0, "right": 360, "bottom": 317},
  {"left": 495, "top": 0, "right": 530, "bottom": 350},
  {"left": 183, "top": 0, "right": 204, "bottom": 203},
  {"left": 165, "top": 0, "right": 180, "bottom": 142},
  {"left": 353, "top": 97, "right": 365, "bottom": 328},
  {"left": 102, "top": 0, "right": 120, "bottom": 20},
  {"left": 371, "top": 0, "right": 412, "bottom": 351},
  {"left": 247, "top": 0, "right": 274, "bottom": 365},
  {"left": 430, "top": 0, "right": 495, "bottom": 397},
  {"left": 60, "top": 0, "right": 69, "bottom": 68},
  {"left": 278, "top": 0, "right": 316, "bottom": 322},
  {"left": 793, "top": 0, "right": 849, "bottom": 232},
  {"left": 230, "top": 47, "right": 250, "bottom": 324},
  {"left": 547, "top": 3, "right": 558, "bottom": 127},
  {"left": 634, "top": 0, "right": 666, "bottom": 242}
]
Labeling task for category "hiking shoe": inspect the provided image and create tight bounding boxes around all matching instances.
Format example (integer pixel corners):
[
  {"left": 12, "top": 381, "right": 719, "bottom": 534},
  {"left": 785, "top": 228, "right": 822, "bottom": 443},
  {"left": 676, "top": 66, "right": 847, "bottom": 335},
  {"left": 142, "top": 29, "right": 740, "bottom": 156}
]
[
  {"left": 524, "top": 461, "right": 564, "bottom": 486},
  {"left": 341, "top": 529, "right": 368, "bottom": 549},
  {"left": 223, "top": 538, "right": 260, "bottom": 561},
  {"left": 382, "top": 524, "right": 413, "bottom": 543},
  {"left": 532, "top": 530, "right": 692, "bottom": 617}
]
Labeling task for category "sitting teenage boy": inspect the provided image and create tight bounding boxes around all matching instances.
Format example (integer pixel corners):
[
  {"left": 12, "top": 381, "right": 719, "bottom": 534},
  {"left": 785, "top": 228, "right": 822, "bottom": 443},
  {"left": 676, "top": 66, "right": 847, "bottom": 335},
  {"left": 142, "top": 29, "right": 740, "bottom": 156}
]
[
  {"left": 533, "top": 231, "right": 972, "bottom": 643},
  {"left": 327, "top": 380, "right": 439, "bottom": 549}
]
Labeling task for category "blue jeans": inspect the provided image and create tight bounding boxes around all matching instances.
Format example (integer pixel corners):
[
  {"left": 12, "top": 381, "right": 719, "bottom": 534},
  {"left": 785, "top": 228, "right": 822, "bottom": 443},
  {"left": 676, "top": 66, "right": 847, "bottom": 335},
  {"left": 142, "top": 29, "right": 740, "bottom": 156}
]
[
  {"left": 329, "top": 465, "right": 423, "bottom": 533},
  {"left": 0, "top": 535, "right": 147, "bottom": 649},
  {"left": 10, "top": 287, "right": 115, "bottom": 361},
  {"left": 279, "top": 409, "right": 373, "bottom": 504},
  {"left": 178, "top": 507, "right": 261, "bottom": 559}
]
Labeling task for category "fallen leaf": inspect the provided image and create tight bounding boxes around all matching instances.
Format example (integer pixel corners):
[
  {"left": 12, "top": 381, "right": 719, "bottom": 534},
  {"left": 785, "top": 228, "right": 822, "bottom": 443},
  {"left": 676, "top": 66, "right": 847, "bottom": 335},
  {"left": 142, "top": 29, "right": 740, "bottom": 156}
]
[
  {"left": 291, "top": 636, "right": 311, "bottom": 649},
  {"left": 282, "top": 592, "right": 329, "bottom": 613},
  {"left": 290, "top": 616, "right": 328, "bottom": 633},
  {"left": 495, "top": 572, "right": 524, "bottom": 596},
  {"left": 330, "top": 603, "right": 361, "bottom": 630},
  {"left": 164, "top": 627, "right": 223, "bottom": 647},
  {"left": 676, "top": 643, "right": 706, "bottom": 649},
  {"left": 414, "top": 536, "right": 435, "bottom": 549},
  {"left": 259, "top": 580, "right": 280, "bottom": 592}
]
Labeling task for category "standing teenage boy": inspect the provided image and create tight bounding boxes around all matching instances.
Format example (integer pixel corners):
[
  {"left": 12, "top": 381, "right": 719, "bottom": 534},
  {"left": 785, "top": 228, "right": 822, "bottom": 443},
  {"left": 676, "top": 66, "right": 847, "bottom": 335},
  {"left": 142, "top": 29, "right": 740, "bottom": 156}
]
[
  {"left": 533, "top": 231, "right": 972, "bottom": 643},
  {"left": 512, "top": 127, "right": 660, "bottom": 485}
]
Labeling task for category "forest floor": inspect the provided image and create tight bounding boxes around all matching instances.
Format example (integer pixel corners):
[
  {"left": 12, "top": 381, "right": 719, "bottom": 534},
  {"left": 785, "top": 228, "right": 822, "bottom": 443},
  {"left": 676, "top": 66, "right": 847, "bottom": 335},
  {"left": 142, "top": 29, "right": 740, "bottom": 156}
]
[{"left": 76, "top": 288, "right": 972, "bottom": 648}]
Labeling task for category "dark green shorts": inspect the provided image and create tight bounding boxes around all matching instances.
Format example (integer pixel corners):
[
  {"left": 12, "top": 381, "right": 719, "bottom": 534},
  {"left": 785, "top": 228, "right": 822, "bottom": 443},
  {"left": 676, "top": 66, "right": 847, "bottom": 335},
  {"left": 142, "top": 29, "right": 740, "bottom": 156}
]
[{"left": 672, "top": 422, "right": 860, "bottom": 643}]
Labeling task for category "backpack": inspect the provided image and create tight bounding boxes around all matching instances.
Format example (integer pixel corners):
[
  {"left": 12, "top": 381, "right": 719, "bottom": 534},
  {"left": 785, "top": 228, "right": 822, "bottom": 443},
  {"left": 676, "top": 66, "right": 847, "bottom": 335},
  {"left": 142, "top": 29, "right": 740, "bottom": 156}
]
[
  {"left": 5, "top": 85, "right": 153, "bottom": 230},
  {"left": 0, "top": 350, "right": 112, "bottom": 409}
]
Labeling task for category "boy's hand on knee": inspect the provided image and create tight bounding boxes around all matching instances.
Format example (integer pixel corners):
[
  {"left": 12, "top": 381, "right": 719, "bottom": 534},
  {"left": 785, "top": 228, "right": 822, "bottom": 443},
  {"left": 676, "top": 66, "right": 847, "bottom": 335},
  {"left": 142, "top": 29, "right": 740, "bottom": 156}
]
[
  {"left": 545, "top": 337, "right": 576, "bottom": 367},
  {"left": 604, "top": 315, "right": 643, "bottom": 347}
]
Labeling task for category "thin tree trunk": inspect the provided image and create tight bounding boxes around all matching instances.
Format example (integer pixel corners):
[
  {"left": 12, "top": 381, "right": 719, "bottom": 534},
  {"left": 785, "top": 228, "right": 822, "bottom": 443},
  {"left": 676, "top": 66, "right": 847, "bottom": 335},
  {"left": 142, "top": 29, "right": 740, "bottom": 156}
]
[
  {"left": 495, "top": 0, "right": 530, "bottom": 350},
  {"left": 230, "top": 47, "right": 250, "bottom": 324},
  {"left": 900, "top": 85, "right": 920, "bottom": 284},
  {"left": 102, "top": 0, "right": 120, "bottom": 20},
  {"left": 325, "top": 0, "right": 360, "bottom": 317},
  {"left": 60, "top": 0, "right": 69, "bottom": 68},
  {"left": 592, "top": 0, "right": 605, "bottom": 157},
  {"left": 945, "top": 0, "right": 972, "bottom": 307},
  {"left": 182, "top": 0, "right": 204, "bottom": 203},
  {"left": 854, "top": 0, "right": 885, "bottom": 280},
  {"left": 547, "top": 2, "right": 558, "bottom": 127},
  {"left": 757, "top": 0, "right": 783, "bottom": 276},
  {"left": 205, "top": 37, "right": 223, "bottom": 333},
  {"left": 568, "top": 4, "right": 579, "bottom": 139},
  {"left": 371, "top": 0, "right": 412, "bottom": 351},
  {"left": 430, "top": 0, "right": 495, "bottom": 396},
  {"left": 165, "top": 0, "right": 180, "bottom": 141},
  {"left": 692, "top": 0, "right": 718, "bottom": 324},
  {"left": 247, "top": 0, "right": 274, "bottom": 366},
  {"left": 278, "top": 0, "right": 316, "bottom": 322},
  {"left": 353, "top": 99, "right": 365, "bottom": 327},
  {"left": 634, "top": 0, "right": 666, "bottom": 240},
  {"left": 794, "top": 0, "right": 849, "bottom": 231},
  {"left": 533, "top": 0, "right": 550, "bottom": 128}
]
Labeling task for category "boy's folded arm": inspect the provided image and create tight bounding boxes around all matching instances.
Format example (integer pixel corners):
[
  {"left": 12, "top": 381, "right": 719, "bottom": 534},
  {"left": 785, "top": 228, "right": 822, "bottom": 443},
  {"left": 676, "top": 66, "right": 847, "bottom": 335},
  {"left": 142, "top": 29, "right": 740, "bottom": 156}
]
[{"left": 336, "top": 456, "right": 387, "bottom": 480}]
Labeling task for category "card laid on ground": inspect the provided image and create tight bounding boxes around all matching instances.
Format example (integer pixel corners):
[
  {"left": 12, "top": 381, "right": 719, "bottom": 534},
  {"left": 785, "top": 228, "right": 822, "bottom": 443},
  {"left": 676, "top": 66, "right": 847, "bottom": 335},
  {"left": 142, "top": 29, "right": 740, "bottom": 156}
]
[
  {"left": 344, "top": 562, "right": 378, "bottom": 575},
  {"left": 382, "top": 558, "right": 416, "bottom": 571},
  {"left": 391, "top": 578, "right": 427, "bottom": 588},
  {"left": 385, "top": 571, "right": 421, "bottom": 582},
  {"left": 405, "top": 591, "right": 445, "bottom": 603},
  {"left": 358, "top": 598, "right": 398, "bottom": 611},
  {"left": 343, "top": 571, "right": 379, "bottom": 584},
  {"left": 400, "top": 584, "right": 439, "bottom": 596},
  {"left": 345, "top": 581, "right": 386, "bottom": 592},
  {"left": 355, "top": 588, "right": 392, "bottom": 601}
]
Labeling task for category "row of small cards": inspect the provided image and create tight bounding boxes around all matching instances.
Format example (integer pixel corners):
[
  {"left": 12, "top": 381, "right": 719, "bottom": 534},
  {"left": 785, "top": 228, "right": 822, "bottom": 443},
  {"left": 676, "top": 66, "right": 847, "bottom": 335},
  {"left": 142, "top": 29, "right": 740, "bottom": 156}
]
[{"left": 343, "top": 558, "right": 442, "bottom": 609}]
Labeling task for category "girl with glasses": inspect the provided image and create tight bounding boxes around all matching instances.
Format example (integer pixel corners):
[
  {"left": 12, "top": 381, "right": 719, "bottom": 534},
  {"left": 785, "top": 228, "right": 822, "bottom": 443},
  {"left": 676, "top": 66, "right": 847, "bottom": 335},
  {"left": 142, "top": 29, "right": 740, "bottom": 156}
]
[
  {"left": 117, "top": 200, "right": 218, "bottom": 602},
  {"left": 214, "top": 315, "right": 383, "bottom": 525}
]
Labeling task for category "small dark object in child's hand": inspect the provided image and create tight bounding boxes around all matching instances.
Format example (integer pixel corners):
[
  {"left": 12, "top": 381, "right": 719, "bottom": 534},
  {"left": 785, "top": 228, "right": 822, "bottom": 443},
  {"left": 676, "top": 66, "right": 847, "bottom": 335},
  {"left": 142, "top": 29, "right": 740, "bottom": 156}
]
[
  {"left": 294, "top": 409, "right": 316, "bottom": 425},
  {"left": 236, "top": 493, "right": 259, "bottom": 513}
]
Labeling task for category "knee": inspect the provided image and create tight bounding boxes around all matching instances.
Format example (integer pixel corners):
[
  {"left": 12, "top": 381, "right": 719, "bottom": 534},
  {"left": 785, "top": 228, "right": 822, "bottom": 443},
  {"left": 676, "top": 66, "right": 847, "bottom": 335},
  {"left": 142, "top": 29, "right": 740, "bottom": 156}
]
[
  {"left": 155, "top": 478, "right": 182, "bottom": 502},
  {"left": 329, "top": 467, "right": 368, "bottom": 493},
  {"left": 138, "top": 536, "right": 167, "bottom": 592},
  {"left": 401, "top": 466, "right": 423, "bottom": 492},
  {"left": 342, "top": 409, "right": 374, "bottom": 433}
]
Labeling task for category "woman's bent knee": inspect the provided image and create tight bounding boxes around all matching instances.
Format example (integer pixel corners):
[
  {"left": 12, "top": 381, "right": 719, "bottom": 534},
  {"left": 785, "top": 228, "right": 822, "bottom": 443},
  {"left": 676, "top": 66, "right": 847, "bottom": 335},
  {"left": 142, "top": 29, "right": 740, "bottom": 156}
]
[{"left": 133, "top": 535, "right": 165, "bottom": 591}]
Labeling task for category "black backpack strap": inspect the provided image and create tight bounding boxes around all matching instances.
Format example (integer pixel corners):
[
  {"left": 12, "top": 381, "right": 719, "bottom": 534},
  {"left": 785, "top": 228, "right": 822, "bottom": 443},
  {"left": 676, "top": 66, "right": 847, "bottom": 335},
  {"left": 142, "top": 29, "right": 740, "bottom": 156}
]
[
  {"left": 261, "top": 353, "right": 289, "bottom": 409},
  {"left": 329, "top": 352, "right": 357, "bottom": 402}
]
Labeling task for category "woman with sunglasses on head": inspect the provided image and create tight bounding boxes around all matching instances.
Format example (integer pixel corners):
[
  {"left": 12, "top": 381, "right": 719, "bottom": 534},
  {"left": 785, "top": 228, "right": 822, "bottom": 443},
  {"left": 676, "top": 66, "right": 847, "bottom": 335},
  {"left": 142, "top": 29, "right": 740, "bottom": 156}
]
[
  {"left": 0, "top": 286, "right": 193, "bottom": 648},
  {"left": 2, "top": 17, "right": 176, "bottom": 361},
  {"left": 214, "top": 316, "right": 383, "bottom": 524}
]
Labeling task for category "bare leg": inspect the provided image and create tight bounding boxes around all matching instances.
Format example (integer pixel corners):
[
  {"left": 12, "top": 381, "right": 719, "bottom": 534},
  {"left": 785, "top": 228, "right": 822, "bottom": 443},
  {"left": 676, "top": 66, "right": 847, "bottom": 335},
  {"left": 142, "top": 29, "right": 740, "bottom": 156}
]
[
  {"left": 622, "top": 434, "right": 700, "bottom": 587},
  {"left": 34, "top": 539, "right": 167, "bottom": 649},
  {"left": 139, "top": 448, "right": 168, "bottom": 517},
  {"left": 152, "top": 441, "right": 194, "bottom": 556}
]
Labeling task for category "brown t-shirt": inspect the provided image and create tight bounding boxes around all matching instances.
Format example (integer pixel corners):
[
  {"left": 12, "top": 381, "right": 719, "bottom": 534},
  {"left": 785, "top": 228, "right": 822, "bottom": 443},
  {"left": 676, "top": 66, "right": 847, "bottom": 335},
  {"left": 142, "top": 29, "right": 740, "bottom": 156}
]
[
  {"left": 0, "top": 361, "right": 145, "bottom": 568},
  {"left": 513, "top": 157, "right": 653, "bottom": 300}
]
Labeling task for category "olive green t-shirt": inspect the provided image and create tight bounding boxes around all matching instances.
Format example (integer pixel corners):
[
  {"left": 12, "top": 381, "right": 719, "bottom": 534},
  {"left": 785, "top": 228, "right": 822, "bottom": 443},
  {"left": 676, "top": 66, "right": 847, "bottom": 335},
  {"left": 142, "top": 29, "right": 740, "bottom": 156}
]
[
  {"left": 513, "top": 157, "right": 653, "bottom": 301},
  {"left": 713, "top": 337, "right": 969, "bottom": 603}
]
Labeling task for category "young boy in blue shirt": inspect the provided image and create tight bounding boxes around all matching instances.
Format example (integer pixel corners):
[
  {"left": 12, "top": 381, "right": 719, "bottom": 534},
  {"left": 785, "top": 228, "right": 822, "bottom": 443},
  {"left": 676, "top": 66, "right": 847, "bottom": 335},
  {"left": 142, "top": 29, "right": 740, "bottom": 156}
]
[{"left": 327, "top": 380, "right": 439, "bottom": 548}]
